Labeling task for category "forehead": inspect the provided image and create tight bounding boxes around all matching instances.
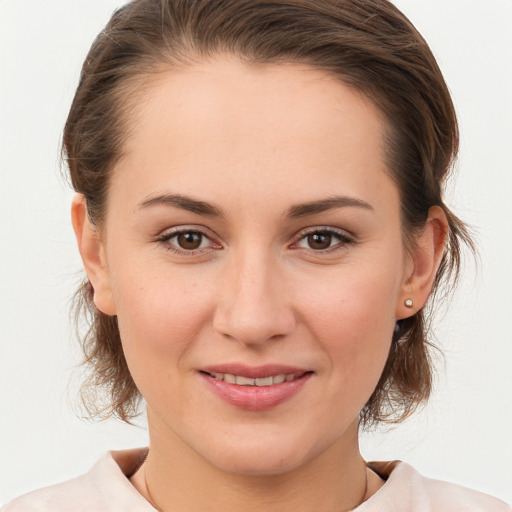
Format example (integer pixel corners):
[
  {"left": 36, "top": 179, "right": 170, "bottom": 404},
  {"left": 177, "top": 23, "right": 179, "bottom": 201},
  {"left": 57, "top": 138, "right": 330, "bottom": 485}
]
[{"left": 112, "top": 57, "right": 397, "bottom": 218}]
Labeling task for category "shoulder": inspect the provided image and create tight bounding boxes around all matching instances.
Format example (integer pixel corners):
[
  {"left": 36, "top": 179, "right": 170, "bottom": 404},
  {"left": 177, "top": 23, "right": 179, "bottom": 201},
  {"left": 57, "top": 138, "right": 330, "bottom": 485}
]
[
  {"left": 425, "top": 476, "right": 510, "bottom": 510},
  {"left": 421, "top": 475, "right": 512, "bottom": 511},
  {"left": 359, "top": 461, "right": 511, "bottom": 512},
  {"left": 1, "top": 448, "right": 153, "bottom": 512},
  {"left": 2, "top": 472, "right": 95, "bottom": 512}
]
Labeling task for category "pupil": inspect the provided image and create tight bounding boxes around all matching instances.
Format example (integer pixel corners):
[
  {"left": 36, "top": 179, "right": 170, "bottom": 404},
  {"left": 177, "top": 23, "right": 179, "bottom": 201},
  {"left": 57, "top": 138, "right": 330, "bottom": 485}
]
[
  {"left": 308, "top": 233, "right": 331, "bottom": 250},
  {"left": 178, "top": 232, "right": 202, "bottom": 250}
]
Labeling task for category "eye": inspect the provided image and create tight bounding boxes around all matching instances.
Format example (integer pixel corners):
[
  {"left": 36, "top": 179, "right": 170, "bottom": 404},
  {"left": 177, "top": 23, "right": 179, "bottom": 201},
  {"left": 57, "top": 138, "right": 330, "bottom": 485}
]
[
  {"left": 304, "top": 232, "right": 334, "bottom": 250},
  {"left": 156, "top": 228, "right": 220, "bottom": 254},
  {"left": 294, "top": 228, "right": 353, "bottom": 252},
  {"left": 175, "top": 231, "right": 206, "bottom": 250}
]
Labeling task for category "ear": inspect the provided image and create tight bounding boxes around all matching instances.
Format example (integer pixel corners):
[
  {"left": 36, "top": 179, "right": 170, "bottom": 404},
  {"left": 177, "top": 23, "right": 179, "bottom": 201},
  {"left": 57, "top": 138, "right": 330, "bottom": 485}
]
[
  {"left": 71, "top": 194, "right": 117, "bottom": 316},
  {"left": 396, "top": 206, "right": 448, "bottom": 320}
]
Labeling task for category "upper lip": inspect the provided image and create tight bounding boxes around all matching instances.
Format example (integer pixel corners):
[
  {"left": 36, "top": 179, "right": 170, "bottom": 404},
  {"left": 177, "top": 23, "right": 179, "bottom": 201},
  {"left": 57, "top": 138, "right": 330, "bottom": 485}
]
[{"left": 200, "top": 364, "right": 310, "bottom": 379}]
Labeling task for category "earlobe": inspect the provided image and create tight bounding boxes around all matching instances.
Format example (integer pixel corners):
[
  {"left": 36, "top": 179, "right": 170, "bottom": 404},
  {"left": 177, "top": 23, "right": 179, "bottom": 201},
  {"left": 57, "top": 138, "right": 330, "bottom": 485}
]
[
  {"left": 71, "top": 194, "right": 117, "bottom": 316},
  {"left": 396, "top": 206, "right": 448, "bottom": 320}
]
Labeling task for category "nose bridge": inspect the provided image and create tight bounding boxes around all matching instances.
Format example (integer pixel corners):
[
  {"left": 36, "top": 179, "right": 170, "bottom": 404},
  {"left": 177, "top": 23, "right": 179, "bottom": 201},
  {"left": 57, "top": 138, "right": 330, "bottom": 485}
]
[{"left": 213, "top": 244, "right": 295, "bottom": 345}]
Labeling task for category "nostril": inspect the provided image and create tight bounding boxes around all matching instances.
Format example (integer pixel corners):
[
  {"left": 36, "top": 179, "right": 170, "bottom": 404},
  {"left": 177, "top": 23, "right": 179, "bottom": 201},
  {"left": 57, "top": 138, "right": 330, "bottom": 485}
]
[{"left": 213, "top": 303, "right": 297, "bottom": 346}]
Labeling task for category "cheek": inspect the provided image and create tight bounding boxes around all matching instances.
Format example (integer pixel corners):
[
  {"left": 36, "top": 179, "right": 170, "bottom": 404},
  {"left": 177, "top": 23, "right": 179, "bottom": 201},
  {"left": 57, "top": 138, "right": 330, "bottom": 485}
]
[
  {"left": 299, "top": 262, "right": 399, "bottom": 337},
  {"left": 297, "top": 264, "right": 399, "bottom": 388},
  {"left": 110, "top": 259, "right": 214, "bottom": 382}
]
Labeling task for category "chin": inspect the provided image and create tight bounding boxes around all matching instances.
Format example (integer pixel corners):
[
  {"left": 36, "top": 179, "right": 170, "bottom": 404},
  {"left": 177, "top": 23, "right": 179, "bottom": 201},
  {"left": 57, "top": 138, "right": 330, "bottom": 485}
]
[{"left": 193, "top": 426, "right": 329, "bottom": 477}]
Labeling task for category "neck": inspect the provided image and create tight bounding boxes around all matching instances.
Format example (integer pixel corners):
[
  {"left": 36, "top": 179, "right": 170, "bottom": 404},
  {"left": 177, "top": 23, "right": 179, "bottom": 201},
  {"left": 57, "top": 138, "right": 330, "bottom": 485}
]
[{"left": 131, "top": 414, "right": 379, "bottom": 512}]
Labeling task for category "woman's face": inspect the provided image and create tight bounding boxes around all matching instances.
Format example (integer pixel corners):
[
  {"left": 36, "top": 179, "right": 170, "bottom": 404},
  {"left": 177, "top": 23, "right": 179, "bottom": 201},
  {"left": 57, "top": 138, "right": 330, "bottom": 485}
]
[{"left": 88, "top": 58, "right": 416, "bottom": 474}]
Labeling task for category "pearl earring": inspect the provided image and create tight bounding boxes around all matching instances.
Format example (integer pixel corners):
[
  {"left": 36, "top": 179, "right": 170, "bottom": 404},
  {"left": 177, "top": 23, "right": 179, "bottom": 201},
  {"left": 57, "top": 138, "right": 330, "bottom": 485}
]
[{"left": 404, "top": 298, "right": 414, "bottom": 308}]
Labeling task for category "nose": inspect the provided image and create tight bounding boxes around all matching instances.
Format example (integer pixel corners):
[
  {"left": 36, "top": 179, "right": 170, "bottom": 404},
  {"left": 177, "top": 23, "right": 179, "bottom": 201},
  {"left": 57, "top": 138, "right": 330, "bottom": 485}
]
[{"left": 213, "top": 248, "right": 296, "bottom": 347}]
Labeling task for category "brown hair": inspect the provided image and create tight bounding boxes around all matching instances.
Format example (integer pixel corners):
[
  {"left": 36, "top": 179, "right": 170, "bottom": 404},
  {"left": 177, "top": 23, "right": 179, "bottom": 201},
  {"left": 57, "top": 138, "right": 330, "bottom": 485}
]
[{"left": 64, "top": 0, "right": 473, "bottom": 426}]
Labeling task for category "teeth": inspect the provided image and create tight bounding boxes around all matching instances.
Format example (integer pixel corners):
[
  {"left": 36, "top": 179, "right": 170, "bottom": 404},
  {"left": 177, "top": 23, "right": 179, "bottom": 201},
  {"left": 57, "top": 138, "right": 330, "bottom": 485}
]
[
  {"left": 236, "top": 376, "right": 255, "bottom": 386},
  {"left": 209, "top": 372, "right": 300, "bottom": 386},
  {"left": 224, "top": 373, "right": 236, "bottom": 384},
  {"left": 273, "top": 374, "right": 286, "bottom": 384},
  {"left": 255, "top": 376, "right": 273, "bottom": 386}
]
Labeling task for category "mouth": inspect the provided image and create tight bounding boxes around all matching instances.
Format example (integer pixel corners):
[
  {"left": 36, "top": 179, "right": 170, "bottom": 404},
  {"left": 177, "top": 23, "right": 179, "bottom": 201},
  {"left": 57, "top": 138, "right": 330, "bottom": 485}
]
[
  {"left": 201, "top": 371, "right": 307, "bottom": 386},
  {"left": 199, "top": 366, "right": 313, "bottom": 410}
]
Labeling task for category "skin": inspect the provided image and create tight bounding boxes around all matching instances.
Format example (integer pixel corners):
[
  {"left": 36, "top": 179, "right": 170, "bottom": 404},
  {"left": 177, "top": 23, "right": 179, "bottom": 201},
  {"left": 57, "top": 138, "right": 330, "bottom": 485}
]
[{"left": 72, "top": 56, "right": 447, "bottom": 512}]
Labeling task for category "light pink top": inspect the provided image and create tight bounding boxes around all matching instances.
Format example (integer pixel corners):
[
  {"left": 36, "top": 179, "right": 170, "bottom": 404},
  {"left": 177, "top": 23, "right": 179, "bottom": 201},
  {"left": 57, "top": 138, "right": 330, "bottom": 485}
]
[{"left": 2, "top": 447, "right": 510, "bottom": 511}]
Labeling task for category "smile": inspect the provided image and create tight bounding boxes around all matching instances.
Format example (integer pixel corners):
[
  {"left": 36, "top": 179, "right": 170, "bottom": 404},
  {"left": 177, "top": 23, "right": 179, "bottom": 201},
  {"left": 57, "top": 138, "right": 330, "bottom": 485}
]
[
  {"left": 204, "top": 372, "right": 302, "bottom": 386},
  {"left": 200, "top": 367, "right": 313, "bottom": 411}
]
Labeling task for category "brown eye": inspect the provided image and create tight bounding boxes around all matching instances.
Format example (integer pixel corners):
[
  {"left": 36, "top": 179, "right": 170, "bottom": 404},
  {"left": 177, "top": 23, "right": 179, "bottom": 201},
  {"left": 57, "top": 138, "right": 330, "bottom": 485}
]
[
  {"left": 177, "top": 232, "right": 204, "bottom": 250},
  {"left": 307, "top": 233, "right": 332, "bottom": 250},
  {"left": 295, "top": 228, "right": 353, "bottom": 253}
]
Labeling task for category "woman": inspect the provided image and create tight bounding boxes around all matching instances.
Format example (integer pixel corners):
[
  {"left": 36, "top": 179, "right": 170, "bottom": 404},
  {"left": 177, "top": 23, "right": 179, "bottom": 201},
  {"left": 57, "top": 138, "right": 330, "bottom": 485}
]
[{"left": 2, "top": 0, "right": 510, "bottom": 510}]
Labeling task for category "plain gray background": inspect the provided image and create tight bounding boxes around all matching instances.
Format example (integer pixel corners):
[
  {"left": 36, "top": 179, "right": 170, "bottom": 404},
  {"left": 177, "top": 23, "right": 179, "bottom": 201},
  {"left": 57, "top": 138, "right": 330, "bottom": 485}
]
[{"left": 1, "top": 0, "right": 511, "bottom": 505}]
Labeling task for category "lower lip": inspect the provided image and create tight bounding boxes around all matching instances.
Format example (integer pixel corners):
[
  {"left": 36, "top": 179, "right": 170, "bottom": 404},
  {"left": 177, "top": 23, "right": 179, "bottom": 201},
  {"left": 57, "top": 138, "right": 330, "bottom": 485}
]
[{"left": 200, "top": 372, "right": 313, "bottom": 411}]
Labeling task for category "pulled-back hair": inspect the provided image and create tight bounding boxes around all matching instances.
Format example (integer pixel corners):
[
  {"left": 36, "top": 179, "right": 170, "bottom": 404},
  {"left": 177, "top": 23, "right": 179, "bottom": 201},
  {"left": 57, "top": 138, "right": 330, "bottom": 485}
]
[{"left": 64, "top": 0, "right": 473, "bottom": 427}]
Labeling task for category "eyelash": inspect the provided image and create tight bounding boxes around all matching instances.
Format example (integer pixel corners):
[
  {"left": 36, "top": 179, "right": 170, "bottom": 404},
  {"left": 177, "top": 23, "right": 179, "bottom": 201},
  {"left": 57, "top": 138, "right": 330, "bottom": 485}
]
[
  {"left": 291, "top": 227, "right": 354, "bottom": 253},
  {"left": 156, "top": 228, "right": 221, "bottom": 255},
  {"left": 155, "top": 227, "right": 354, "bottom": 255}
]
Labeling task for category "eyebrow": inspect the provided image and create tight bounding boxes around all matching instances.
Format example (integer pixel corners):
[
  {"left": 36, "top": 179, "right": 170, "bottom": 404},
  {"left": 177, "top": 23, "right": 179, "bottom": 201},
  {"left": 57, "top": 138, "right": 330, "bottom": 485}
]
[
  {"left": 287, "top": 196, "right": 373, "bottom": 218},
  {"left": 138, "top": 194, "right": 223, "bottom": 217},
  {"left": 138, "top": 193, "right": 373, "bottom": 218}
]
